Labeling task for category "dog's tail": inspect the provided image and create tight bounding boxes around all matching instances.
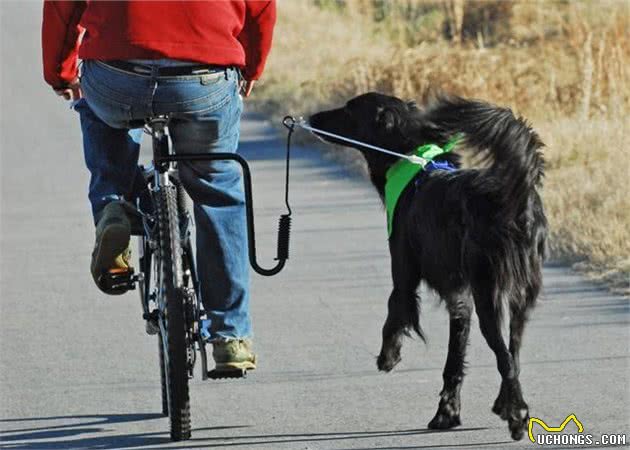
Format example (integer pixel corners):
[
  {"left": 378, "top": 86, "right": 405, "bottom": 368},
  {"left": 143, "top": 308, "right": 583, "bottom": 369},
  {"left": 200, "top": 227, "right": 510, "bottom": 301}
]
[{"left": 424, "top": 95, "right": 545, "bottom": 219}]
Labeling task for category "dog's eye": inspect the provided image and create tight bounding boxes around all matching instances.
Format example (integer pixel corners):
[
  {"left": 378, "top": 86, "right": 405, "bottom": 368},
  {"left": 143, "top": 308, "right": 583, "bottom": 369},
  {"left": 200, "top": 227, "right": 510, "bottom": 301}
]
[{"left": 376, "top": 108, "right": 397, "bottom": 133}]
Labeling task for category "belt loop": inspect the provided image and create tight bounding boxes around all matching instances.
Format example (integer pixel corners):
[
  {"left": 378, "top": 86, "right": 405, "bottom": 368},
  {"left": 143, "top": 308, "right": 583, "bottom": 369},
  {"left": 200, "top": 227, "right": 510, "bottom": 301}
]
[
  {"left": 78, "top": 60, "right": 85, "bottom": 81},
  {"left": 200, "top": 74, "right": 212, "bottom": 85},
  {"left": 151, "top": 65, "right": 159, "bottom": 79}
]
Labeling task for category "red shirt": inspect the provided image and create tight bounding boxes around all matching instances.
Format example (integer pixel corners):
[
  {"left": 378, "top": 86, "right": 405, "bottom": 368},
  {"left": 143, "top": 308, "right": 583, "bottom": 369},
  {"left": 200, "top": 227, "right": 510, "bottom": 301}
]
[{"left": 42, "top": 0, "right": 276, "bottom": 88}]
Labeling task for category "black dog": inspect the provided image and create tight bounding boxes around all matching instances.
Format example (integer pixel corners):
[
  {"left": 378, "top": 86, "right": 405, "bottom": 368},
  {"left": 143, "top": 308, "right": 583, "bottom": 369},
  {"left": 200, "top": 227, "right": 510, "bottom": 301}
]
[{"left": 310, "top": 93, "right": 547, "bottom": 440}]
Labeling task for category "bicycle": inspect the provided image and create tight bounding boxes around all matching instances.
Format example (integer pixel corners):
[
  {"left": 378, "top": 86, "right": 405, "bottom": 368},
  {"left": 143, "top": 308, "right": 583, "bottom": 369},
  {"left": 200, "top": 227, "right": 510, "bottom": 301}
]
[{"left": 99, "top": 116, "right": 293, "bottom": 441}]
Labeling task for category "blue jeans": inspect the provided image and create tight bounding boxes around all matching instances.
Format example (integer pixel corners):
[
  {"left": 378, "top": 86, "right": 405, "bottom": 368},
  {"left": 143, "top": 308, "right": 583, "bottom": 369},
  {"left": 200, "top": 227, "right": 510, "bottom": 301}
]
[{"left": 76, "top": 59, "right": 251, "bottom": 341}]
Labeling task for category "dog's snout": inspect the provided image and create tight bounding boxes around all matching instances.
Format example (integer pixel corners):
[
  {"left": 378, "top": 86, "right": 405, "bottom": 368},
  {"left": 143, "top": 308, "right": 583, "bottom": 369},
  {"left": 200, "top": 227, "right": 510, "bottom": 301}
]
[
  {"left": 307, "top": 113, "right": 319, "bottom": 128},
  {"left": 308, "top": 110, "right": 332, "bottom": 130}
]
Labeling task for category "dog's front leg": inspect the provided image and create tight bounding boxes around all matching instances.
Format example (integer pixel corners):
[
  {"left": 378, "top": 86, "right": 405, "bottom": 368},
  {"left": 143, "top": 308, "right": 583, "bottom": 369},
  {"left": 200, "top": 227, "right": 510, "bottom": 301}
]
[
  {"left": 377, "top": 288, "right": 407, "bottom": 372},
  {"left": 377, "top": 243, "right": 422, "bottom": 372},
  {"left": 428, "top": 296, "right": 472, "bottom": 429}
]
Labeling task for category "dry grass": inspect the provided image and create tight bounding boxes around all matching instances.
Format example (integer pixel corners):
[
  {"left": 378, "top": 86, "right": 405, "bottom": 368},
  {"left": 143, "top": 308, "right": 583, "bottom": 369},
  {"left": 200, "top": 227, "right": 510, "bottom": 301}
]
[
  {"left": 539, "top": 118, "right": 629, "bottom": 291},
  {"left": 252, "top": 0, "right": 630, "bottom": 292}
]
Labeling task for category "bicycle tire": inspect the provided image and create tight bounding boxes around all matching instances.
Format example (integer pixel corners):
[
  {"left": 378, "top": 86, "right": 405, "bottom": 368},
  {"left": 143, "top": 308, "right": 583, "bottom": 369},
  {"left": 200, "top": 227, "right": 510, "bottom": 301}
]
[
  {"left": 145, "top": 240, "right": 169, "bottom": 418},
  {"left": 157, "top": 184, "right": 191, "bottom": 441},
  {"left": 158, "top": 330, "right": 169, "bottom": 417}
]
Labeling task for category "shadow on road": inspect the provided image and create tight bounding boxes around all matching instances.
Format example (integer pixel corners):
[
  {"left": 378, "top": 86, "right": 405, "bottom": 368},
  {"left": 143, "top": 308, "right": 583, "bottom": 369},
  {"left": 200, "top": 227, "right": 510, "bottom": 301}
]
[
  {"left": 334, "top": 442, "right": 515, "bottom": 450},
  {"left": 0, "top": 414, "right": 247, "bottom": 449},
  {"left": 0, "top": 417, "right": 492, "bottom": 450},
  {"left": 0, "top": 413, "right": 161, "bottom": 435},
  {"left": 168, "top": 428, "right": 494, "bottom": 449},
  {"left": 145, "top": 426, "right": 490, "bottom": 450}
]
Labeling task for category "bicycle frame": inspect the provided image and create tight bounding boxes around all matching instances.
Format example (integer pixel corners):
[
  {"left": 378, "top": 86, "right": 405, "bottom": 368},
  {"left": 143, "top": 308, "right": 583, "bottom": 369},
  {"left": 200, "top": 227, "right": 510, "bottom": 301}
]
[{"left": 126, "top": 115, "right": 293, "bottom": 439}]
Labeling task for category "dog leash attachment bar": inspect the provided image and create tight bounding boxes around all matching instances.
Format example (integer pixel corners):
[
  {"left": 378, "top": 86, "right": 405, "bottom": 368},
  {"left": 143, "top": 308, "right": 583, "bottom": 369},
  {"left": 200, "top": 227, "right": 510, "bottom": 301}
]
[
  {"left": 292, "top": 117, "right": 427, "bottom": 165},
  {"left": 276, "top": 116, "right": 296, "bottom": 262},
  {"left": 157, "top": 151, "right": 289, "bottom": 276}
]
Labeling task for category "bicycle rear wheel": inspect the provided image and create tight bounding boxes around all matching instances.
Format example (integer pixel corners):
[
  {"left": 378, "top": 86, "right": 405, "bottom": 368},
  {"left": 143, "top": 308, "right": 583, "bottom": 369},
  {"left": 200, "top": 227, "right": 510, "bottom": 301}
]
[
  {"left": 138, "top": 234, "right": 169, "bottom": 417},
  {"left": 157, "top": 184, "right": 191, "bottom": 441},
  {"left": 157, "top": 330, "right": 169, "bottom": 417}
]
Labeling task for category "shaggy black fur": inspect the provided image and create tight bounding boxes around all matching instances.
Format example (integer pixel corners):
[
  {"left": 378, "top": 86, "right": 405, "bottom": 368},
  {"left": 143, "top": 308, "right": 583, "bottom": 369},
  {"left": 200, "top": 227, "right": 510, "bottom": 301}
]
[{"left": 310, "top": 93, "right": 547, "bottom": 441}]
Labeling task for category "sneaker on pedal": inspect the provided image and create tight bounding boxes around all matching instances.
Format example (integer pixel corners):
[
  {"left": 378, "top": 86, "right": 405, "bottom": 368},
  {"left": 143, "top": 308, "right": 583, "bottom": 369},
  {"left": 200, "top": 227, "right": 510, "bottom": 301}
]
[
  {"left": 91, "top": 201, "right": 133, "bottom": 295},
  {"left": 212, "top": 339, "right": 257, "bottom": 372}
]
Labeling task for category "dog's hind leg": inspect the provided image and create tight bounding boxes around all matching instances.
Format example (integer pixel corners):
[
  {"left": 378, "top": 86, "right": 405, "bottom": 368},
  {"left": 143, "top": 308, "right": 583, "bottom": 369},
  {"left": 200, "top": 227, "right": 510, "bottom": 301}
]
[
  {"left": 492, "top": 300, "right": 527, "bottom": 421},
  {"left": 493, "top": 280, "right": 539, "bottom": 427},
  {"left": 472, "top": 280, "right": 529, "bottom": 441},
  {"left": 428, "top": 295, "right": 472, "bottom": 430},
  {"left": 377, "top": 244, "right": 422, "bottom": 372}
]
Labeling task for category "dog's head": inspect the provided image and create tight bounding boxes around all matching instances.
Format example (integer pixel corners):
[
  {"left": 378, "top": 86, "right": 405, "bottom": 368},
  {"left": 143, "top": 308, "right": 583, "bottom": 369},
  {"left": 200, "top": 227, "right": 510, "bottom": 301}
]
[
  {"left": 309, "top": 93, "right": 462, "bottom": 195},
  {"left": 309, "top": 92, "right": 415, "bottom": 156}
]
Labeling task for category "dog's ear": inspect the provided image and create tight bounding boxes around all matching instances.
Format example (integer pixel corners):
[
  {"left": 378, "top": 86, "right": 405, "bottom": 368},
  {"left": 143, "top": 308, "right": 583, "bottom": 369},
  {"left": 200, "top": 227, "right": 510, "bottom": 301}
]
[{"left": 375, "top": 107, "right": 398, "bottom": 133}]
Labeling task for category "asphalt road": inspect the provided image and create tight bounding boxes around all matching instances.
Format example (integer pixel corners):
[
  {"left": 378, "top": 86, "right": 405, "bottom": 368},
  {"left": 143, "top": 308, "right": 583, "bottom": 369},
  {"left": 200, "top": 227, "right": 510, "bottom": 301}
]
[{"left": 1, "top": 3, "right": 629, "bottom": 450}]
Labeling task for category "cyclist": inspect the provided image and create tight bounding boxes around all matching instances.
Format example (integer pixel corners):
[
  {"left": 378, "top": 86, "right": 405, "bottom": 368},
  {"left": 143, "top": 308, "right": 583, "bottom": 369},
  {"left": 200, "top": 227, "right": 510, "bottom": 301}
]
[{"left": 42, "top": 0, "right": 276, "bottom": 373}]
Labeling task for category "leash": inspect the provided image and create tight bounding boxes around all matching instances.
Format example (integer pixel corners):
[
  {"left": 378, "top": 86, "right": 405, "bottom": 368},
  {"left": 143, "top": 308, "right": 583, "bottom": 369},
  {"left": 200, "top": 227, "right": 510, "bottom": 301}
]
[
  {"left": 283, "top": 116, "right": 428, "bottom": 165},
  {"left": 282, "top": 115, "right": 462, "bottom": 238}
]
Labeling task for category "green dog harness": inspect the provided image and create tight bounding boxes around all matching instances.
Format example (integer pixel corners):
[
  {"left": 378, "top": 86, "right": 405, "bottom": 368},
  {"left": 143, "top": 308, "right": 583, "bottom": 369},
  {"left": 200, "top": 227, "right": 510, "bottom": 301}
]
[{"left": 384, "top": 136, "right": 461, "bottom": 237}]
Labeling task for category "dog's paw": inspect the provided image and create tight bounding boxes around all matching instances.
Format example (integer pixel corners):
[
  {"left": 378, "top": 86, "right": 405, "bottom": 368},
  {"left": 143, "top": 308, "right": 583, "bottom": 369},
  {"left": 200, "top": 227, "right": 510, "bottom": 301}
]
[
  {"left": 507, "top": 404, "right": 529, "bottom": 441},
  {"left": 428, "top": 392, "right": 462, "bottom": 430},
  {"left": 428, "top": 410, "right": 461, "bottom": 430},
  {"left": 492, "top": 402, "right": 509, "bottom": 421},
  {"left": 376, "top": 352, "right": 401, "bottom": 372},
  {"left": 491, "top": 381, "right": 529, "bottom": 440},
  {"left": 492, "top": 384, "right": 509, "bottom": 420}
]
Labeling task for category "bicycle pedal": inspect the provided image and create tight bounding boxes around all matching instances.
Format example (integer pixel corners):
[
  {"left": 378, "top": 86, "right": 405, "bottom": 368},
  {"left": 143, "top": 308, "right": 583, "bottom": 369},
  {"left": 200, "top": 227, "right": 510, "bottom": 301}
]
[
  {"left": 100, "top": 268, "right": 139, "bottom": 292},
  {"left": 207, "top": 368, "right": 247, "bottom": 380}
]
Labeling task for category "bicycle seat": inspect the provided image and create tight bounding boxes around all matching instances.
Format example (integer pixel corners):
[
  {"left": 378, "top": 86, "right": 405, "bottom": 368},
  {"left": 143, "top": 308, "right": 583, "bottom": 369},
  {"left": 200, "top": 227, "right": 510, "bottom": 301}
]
[
  {"left": 128, "top": 119, "right": 148, "bottom": 129},
  {"left": 128, "top": 117, "right": 169, "bottom": 129}
]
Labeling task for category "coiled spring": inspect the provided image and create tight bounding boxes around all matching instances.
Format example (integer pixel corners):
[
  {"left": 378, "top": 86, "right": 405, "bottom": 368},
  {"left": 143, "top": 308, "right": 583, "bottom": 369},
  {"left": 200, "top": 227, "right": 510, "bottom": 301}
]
[{"left": 276, "top": 214, "right": 291, "bottom": 261}]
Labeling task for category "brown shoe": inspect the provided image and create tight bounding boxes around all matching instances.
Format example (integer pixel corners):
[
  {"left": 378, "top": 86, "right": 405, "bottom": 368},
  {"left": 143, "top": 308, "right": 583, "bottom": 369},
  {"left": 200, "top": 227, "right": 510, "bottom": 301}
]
[
  {"left": 90, "top": 201, "right": 132, "bottom": 294},
  {"left": 212, "top": 339, "right": 257, "bottom": 371}
]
